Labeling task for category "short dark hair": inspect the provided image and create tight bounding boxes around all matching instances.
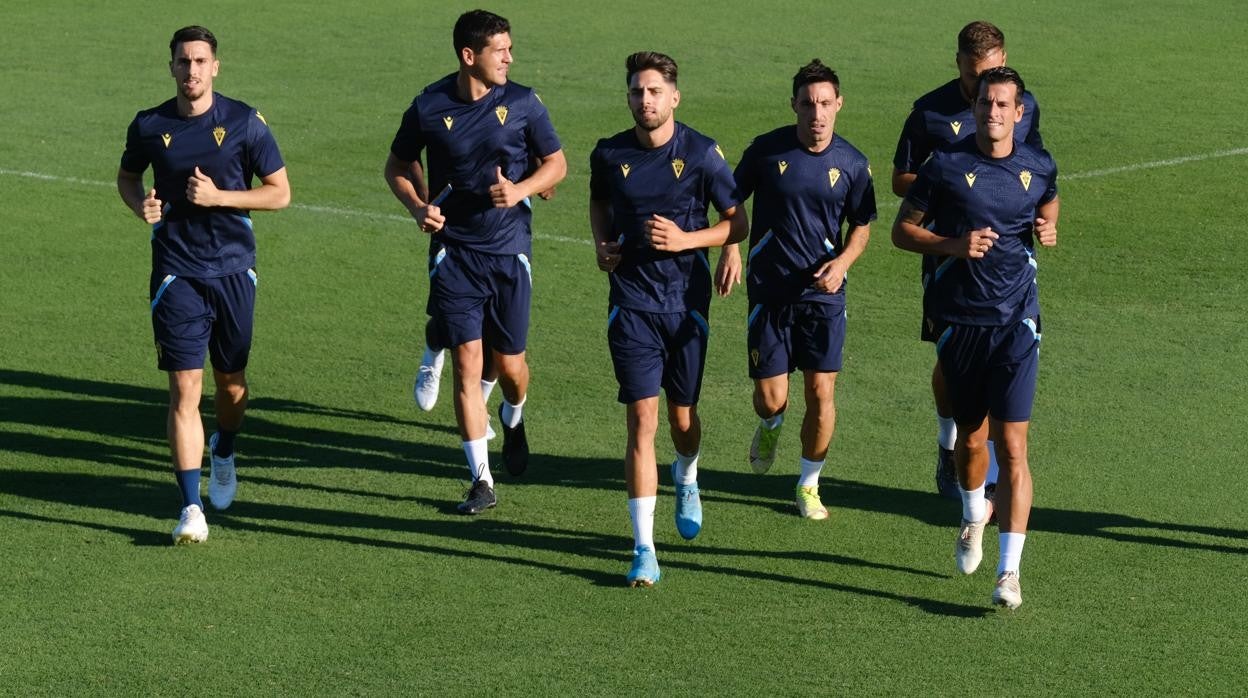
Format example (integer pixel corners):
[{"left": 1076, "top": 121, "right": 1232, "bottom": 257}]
[
  {"left": 454, "top": 9, "right": 510, "bottom": 56},
  {"left": 170, "top": 26, "right": 217, "bottom": 59},
  {"left": 625, "top": 51, "right": 678, "bottom": 86},
  {"left": 957, "top": 21, "right": 1005, "bottom": 59},
  {"left": 792, "top": 58, "right": 840, "bottom": 98},
  {"left": 976, "top": 66, "right": 1025, "bottom": 104}
]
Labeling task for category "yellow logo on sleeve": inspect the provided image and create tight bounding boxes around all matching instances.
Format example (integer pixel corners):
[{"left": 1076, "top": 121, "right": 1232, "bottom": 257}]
[
  {"left": 161, "top": 133, "right": 172, "bottom": 148},
  {"left": 621, "top": 163, "right": 631, "bottom": 178},
  {"left": 495, "top": 106, "right": 509, "bottom": 126},
  {"left": 964, "top": 172, "right": 977, "bottom": 188},
  {"left": 443, "top": 116, "right": 454, "bottom": 130},
  {"left": 828, "top": 168, "right": 841, "bottom": 188},
  {"left": 212, "top": 126, "right": 226, "bottom": 147},
  {"left": 255, "top": 111, "right": 268, "bottom": 125},
  {"left": 950, "top": 121, "right": 963, "bottom": 136},
  {"left": 778, "top": 161, "right": 788, "bottom": 175},
  {"left": 1020, "top": 170, "right": 1033, "bottom": 191},
  {"left": 672, "top": 159, "right": 685, "bottom": 179},
  {"left": 714, "top": 144, "right": 725, "bottom": 160}
]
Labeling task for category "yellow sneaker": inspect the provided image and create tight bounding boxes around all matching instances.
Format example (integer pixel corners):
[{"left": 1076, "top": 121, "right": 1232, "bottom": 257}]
[{"left": 795, "top": 485, "right": 829, "bottom": 520}]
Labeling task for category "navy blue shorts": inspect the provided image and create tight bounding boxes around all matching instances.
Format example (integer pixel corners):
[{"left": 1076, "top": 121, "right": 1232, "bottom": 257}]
[
  {"left": 607, "top": 306, "right": 709, "bottom": 406},
  {"left": 935, "top": 316, "right": 1041, "bottom": 425},
  {"left": 150, "top": 269, "right": 256, "bottom": 373},
  {"left": 427, "top": 245, "right": 531, "bottom": 355},
  {"left": 747, "top": 301, "right": 845, "bottom": 379}
]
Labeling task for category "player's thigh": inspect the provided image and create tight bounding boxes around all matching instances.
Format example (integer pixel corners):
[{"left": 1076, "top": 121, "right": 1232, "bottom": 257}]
[
  {"left": 204, "top": 269, "right": 256, "bottom": 374},
  {"left": 663, "top": 309, "right": 709, "bottom": 407},
  {"left": 989, "top": 317, "right": 1041, "bottom": 423},
  {"left": 935, "top": 321, "right": 992, "bottom": 428},
  {"left": 150, "top": 273, "right": 212, "bottom": 372},
  {"left": 484, "top": 252, "right": 532, "bottom": 355},
  {"left": 608, "top": 306, "right": 666, "bottom": 404},
  {"left": 747, "top": 303, "right": 794, "bottom": 380},
  {"left": 793, "top": 302, "right": 845, "bottom": 373},
  {"left": 429, "top": 246, "right": 490, "bottom": 349}
]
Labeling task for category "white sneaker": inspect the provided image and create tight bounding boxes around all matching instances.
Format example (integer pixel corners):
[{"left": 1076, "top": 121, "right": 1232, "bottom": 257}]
[
  {"left": 993, "top": 571, "right": 1023, "bottom": 609},
  {"left": 955, "top": 515, "right": 988, "bottom": 574},
  {"left": 207, "top": 432, "right": 238, "bottom": 510},
  {"left": 172, "top": 504, "right": 209, "bottom": 544},
  {"left": 485, "top": 417, "right": 497, "bottom": 441},
  {"left": 413, "top": 349, "right": 445, "bottom": 412}
]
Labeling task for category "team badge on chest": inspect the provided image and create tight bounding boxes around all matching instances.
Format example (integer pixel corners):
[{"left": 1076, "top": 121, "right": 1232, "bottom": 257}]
[
  {"left": 161, "top": 133, "right": 172, "bottom": 148},
  {"left": 443, "top": 116, "right": 454, "bottom": 130},
  {"left": 213, "top": 126, "right": 226, "bottom": 147},
  {"left": 495, "top": 106, "right": 509, "bottom": 125},
  {"left": 778, "top": 161, "right": 788, "bottom": 175},
  {"left": 671, "top": 158, "right": 685, "bottom": 179},
  {"left": 620, "top": 163, "right": 631, "bottom": 178},
  {"left": 828, "top": 168, "right": 841, "bottom": 188},
  {"left": 950, "top": 121, "right": 963, "bottom": 136},
  {"left": 964, "top": 172, "right": 977, "bottom": 188},
  {"left": 1019, "top": 170, "right": 1033, "bottom": 191}
]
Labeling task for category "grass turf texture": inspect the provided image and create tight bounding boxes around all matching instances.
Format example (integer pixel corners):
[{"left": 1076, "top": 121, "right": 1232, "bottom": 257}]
[{"left": 2, "top": 0, "right": 1246, "bottom": 693}]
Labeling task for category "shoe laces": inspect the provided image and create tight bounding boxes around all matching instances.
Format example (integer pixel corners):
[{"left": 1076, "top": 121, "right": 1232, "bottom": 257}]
[
  {"left": 213, "top": 456, "right": 234, "bottom": 484},
  {"left": 417, "top": 365, "right": 437, "bottom": 381}
]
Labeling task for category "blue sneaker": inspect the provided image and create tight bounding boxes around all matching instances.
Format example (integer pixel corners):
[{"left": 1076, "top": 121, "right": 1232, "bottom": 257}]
[
  {"left": 626, "top": 546, "right": 660, "bottom": 587},
  {"left": 935, "top": 446, "right": 959, "bottom": 500},
  {"left": 672, "top": 463, "right": 702, "bottom": 540}
]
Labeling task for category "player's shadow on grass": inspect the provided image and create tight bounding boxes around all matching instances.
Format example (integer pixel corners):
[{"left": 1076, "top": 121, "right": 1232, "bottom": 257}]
[{"left": 0, "top": 469, "right": 987, "bottom": 616}]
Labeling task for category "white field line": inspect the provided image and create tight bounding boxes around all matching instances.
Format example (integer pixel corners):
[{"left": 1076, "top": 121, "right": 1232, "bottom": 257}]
[{"left": 4, "top": 146, "right": 1244, "bottom": 244}]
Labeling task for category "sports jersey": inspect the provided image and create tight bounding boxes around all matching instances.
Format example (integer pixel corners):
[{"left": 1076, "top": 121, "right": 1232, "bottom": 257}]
[
  {"left": 121, "top": 93, "right": 285, "bottom": 278},
  {"left": 905, "top": 137, "right": 1057, "bottom": 326},
  {"left": 589, "top": 122, "right": 740, "bottom": 314},
  {"left": 390, "top": 75, "right": 561, "bottom": 256},
  {"left": 893, "top": 78, "right": 1042, "bottom": 174},
  {"left": 735, "top": 127, "right": 876, "bottom": 307}
]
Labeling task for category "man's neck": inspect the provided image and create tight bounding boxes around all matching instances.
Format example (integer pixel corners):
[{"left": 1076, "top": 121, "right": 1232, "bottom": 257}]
[
  {"left": 635, "top": 120, "right": 675, "bottom": 149},
  {"left": 457, "top": 70, "right": 493, "bottom": 102},
  {"left": 178, "top": 93, "right": 213, "bottom": 118}
]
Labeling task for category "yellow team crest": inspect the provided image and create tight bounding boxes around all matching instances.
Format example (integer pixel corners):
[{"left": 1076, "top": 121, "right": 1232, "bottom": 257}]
[
  {"left": 212, "top": 126, "right": 226, "bottom": 147},
  {"left": 255, "top": 111, "right": 268, "bottom": 125},
  {"left": 443, "top": 116, "right": 454, "bottom": 130},
  {"left": 495, "top": 106, "right": 509, "bottom": 126},
  {"left": 964, "top": 172, "right": 977, "bottom": 188},
  {"left": 1020, "top": 170, "right": 1033, "bottom": 191},
  {"left": 778, "top": 161, "right": 788, "bottom": 175},
  {"left": 672, "top": 158, "right": 685, "bottom": 179},
  {"left": 161, "top": 133, "right": 172, "bottom": 148},
  {"left": 828, "top": 167, "right": 841, "bottom": 188},
  {"left": 950, "top": 120, "right": 963, "bottom": 136},
  {"left": 714, "top": 144, "right": 725, "bottom": 160},
  {"left": 621, "top": 163, "right": 631, "bottom": 178}
]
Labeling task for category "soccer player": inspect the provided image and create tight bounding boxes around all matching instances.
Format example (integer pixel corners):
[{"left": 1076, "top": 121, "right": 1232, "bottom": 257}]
[
  {"left": 892, "top": 21, "right": 1042, "bottom": 501},
  {"left": 116, "top": 26, "right": 291, "bottom": 544},
  {"left": 384, "top": 10, "right": 566, "bottom": 514},
  {"left": 589, "top": 51, "right": 748, "bottom": 587},
  {"left": 731, "top": 60, "right": 876, "bottom": 519},
  {"left": 892, "top": 66, "right": 1059, "bottom": 608}
]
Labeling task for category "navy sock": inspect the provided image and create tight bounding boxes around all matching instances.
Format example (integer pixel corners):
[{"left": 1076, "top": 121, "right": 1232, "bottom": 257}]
[
  {"left": 175, "top": 469, "right": 203, "bottom": 509},
  {"left": 214, "top": 429, "right": 238, "bottom": 457}
]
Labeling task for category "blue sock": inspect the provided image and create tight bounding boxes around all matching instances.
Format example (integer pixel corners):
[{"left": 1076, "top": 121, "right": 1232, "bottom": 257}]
[
  {"left": 175, "top": 469, "right": 203, "bottom": 509},
  {"left": 214, "top": 429, "right": 238, "bottom": 457}
]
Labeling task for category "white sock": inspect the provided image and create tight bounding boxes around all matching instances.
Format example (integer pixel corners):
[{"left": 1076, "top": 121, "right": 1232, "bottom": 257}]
[
  {"left": 937, "top": 416, "right": 957, "bottom": 451},
  {"left": 986, "top": 441, "right": 1000, "bottom": 486},
  {"left": 481, "top": 378, "right": 497, "bottom": 403},
  {"left": 998, "top": 532, "right": 1026, "bottom": 575},
  {"left": 462, "top": 437, "right": 492, "bottom": 486},
  {"left": 501, "top": 396, "right": 525, "bottom": 428},
  {"left": 672, "top": 451, "right": 699, "bottom": 485},
  {"left": 798, "top": 457, "right": 824, "bottom": 488},
  {"left": 628, "top": 496, "right": 657, "bottom": 551},
  {"left": 960, "top": 484, "right": 987, "bottom": 523},
  {"left": 422, "top": 345, "right": 442, "bottom": 367},
  {"left": 763, "top": 412, "right": 784, "bottom": 430}
]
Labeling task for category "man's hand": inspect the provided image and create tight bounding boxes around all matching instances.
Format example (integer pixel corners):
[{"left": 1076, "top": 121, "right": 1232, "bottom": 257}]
[
  {"left": 1033, "top": 217, "right": 1057, "bottom": 247},
  {"left": 490, "top": 166, "right": 525, "bottom": 208},
  {"left": 813, "top": 259, "right": 849, "bottom": 294},
  {"left": 596, "top": 239, "right": 622, "bottom": 272},
  {"left": 186, "top": 166, "right": 222, "bottom": 207},
  {"left": 416, "top": 204, "right": 446, "bottom": 233},
  {"left": 645, "top": 214, "right": 688, "bottom": 252},
  {"left": 716, "top": 244, "right": 742, "bottom": 296},
  {"left": 957, "top": 227, "right": 999, "bottom": 259},
  {"left": 140, "top": 188, "right": 163, "bottom": 223}
]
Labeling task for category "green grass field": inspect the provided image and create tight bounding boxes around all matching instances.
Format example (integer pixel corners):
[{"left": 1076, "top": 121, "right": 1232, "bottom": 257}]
[{"left": 2, "top": 0, "right": 1246, "bottom": 694}]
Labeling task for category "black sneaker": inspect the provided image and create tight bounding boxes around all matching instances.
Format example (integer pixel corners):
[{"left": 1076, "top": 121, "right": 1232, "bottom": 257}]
[
  {"left": 935, "top": 446, "right": 959, "bottom": 500},
  {"left": 985, "top": 482, "right": 998, "bottom": 524},
  {"left": 499, "top": 405, "right": 529, "bottom": 476},
  {"left": 457, "top": 480, "right": 497, "bottom": 515}
]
